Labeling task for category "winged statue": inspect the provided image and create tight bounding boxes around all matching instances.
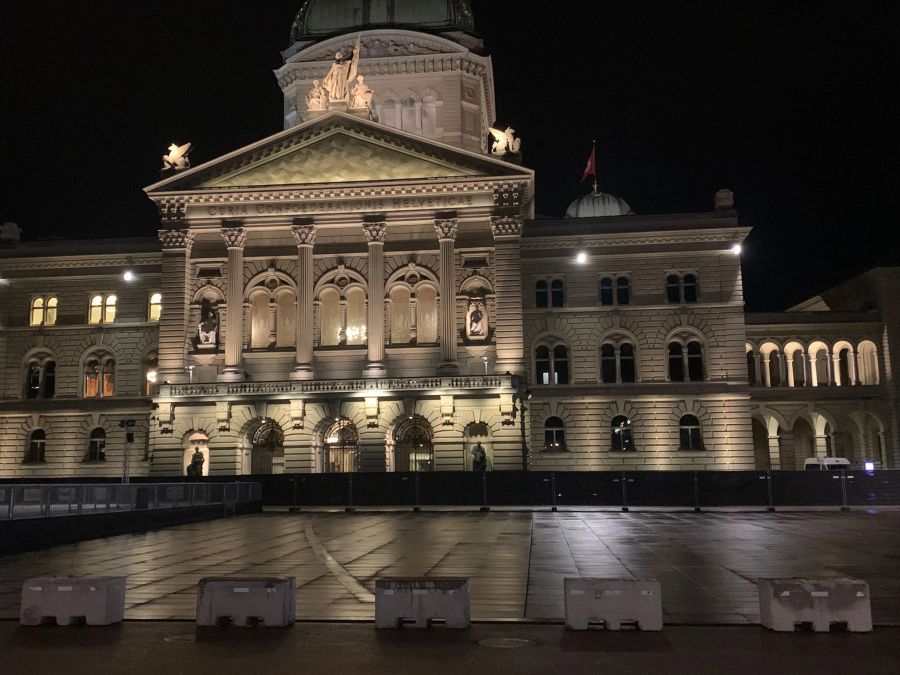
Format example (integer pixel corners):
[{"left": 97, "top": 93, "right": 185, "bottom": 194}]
[
  {"left": 162, "top": 142, "right": 192, "bottom": 170},
  {"left": 489, "top": 127, "right": 522, "bottom": 156}
]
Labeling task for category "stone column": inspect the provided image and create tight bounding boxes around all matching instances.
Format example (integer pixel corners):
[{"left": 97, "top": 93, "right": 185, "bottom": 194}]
[
  {"left": 219, "top": 226, "right": 247, "bottom": 382},
  {"left": 490, "top": 216, "right": 526, "bottom": 374},
  {"left": 435, "top": 218, "right": 459, "bottom": 374},
  {"left": 832, "top": 352, "right": 842, "bottom": 386},
  {"left": 157, "top": 229, "right": 194, "bottom": 383},
  {"left": 291, "top": 223, "right": 316, "bottom": 380},
  {"left": 363, "top": 222, "right": 387, "bottom": 377}
]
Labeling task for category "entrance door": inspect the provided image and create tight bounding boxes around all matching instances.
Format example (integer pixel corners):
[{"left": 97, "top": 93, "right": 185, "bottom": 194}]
[
  {"left": 395, "top": 418, "right": 434, "bottom": 472},
  {"left": 250, "top": 421, "right": 284, "bottom": 475}
]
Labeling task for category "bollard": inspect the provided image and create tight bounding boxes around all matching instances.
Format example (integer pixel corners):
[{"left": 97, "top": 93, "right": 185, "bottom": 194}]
[
  {"left": 196, "top": 577, "right": 296, "bottom": 627},
  {"left": 564, "top": 578, "right": 663, "bottom": 631},
  {"left": 21, "top": 577, "right": 126, "bottom": 626},
  {"left": 375, "top": 578, "right": 470, "bottom": 629},
  {"left": 757, "top": 578, "right": 872, "bottom": 632}
]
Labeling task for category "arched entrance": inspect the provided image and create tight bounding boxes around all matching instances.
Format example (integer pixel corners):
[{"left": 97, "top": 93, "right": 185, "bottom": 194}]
[
  {"left": 752, "top": 419, "right": 770, "bottom": 470},
  {"left": 250, "top": 421, "right": 284, "bottom": 475},
  {"left": 322, "top": 419, "right": 359, "bottom": 473},
  {"left": 463, "top": 421, "right": 492, "bottom": 471},
  {"left": 394, "top": 417, "right": 434, "bottom": 472}
]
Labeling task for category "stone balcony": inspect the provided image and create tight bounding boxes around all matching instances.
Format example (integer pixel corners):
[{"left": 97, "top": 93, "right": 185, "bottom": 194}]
[{"left": 157, "top": 374, "right": 517, "bottom": 401}]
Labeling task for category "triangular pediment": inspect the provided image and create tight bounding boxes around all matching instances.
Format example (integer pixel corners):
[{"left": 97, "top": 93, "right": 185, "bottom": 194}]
[{"left": 146, "top": 112, "right": 530, "bottom": 194}]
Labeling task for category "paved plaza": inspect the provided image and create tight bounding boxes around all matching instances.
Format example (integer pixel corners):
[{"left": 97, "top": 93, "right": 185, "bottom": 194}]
[{"left": 1, "top": 510, "right": 899, "bottom": 624}]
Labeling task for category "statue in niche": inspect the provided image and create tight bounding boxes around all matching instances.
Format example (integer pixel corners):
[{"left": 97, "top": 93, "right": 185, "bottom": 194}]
[
  {"left": 467, "top": 300, "right": 486, "bottom": 338},
  {"left": 305, "top": 79, "right": 327, "bottom": 112},
  {"left": 186, "top": 445, "right": 205, "bottom": 478},
  {"left": 322, "top": 36, "right": 360, "bottom": 103},
  {"left": 472, "top": 442, "right": 488, "bottom": 472},
  {"left": 198, "top": 299, "right": 218, "bottom": 347},
  {"left": 349, "top": 75, "right": 374, "bottom": 110}
]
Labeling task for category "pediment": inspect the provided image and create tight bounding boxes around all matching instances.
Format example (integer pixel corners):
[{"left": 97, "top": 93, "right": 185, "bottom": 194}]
[{"left": 146, "top": 112, "right": 530, "bottom": 195}]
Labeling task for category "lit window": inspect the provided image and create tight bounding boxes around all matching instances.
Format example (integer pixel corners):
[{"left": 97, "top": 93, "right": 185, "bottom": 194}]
[
  {"left": 84, "top": 352, "right": 115, "bottom": 398},
  {"left": 679, "top": 415, "right": 704, "bottom": 450},
  {"left": 611, "top": 416, "right": 636, "bottom": 451},
  {"left": 148, "top": 292, "right": 162, "bottom": 321},
  {"left": 29, "top": 297, "right": 44, "bottom": 326},
  {"left": 46, "top": 297, "right": 57, "bottom": 326},
  {"left": 544, "top": 417, "right": 566, "bottom": 452},
  {"left": 104, "top": 295, "right": 117, "bottom": 323},
  {"left": 89, "top": 295, "right": 103, "bottom": 324}
]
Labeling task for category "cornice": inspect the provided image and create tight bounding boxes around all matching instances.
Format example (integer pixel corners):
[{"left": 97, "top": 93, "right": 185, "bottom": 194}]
[
  {"left": 521, "top": 231, "right": 746, "bottom": 250},
  {"left": 0, "top": 253, "right": 161, "bottom": 271}
]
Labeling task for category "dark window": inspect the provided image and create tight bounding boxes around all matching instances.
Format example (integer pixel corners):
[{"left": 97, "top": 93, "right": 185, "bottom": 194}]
[
  {"left": 24, "top": 429, "right": 46, "bottom": 463},
  {"left": 838, "top": 348, "right": 852, "bottom": 385},
  {"left": 535, "top": 280, "right": 548, "bottom": 308},
  {"left": 616, "top": 277, "right": 630, "bottom": 305},
  {"left": 86, "top": 428, "right": 106, "bottom": 462},
  {"left": 600, "top": 344, "right": 617, "bottom": 383},
  {"left": 553, "top": 345, "right": 569, "bottom": 384},
  {"left": 679, "top": 415, "right": 704, "bottom": 450},
  {"left": 666, "top": 275, "right": 681, "bottom": 303},
  {"left": 544, "top": 417, "right": 566, "bottom": 451},
  {"left": 687, "top": 341, "right": 704, "bottom": 381},
  {"left": 620, "top": 344, "right": 636, "bottom": 382},
  {"left": 683, "top": 274, "right": 698, "bottom": 303},
  {"left": 746, "top": 350, "right": 757, "bottom": 386},
  {"left": 768, "top": 350, "right": 782, "bottom": 386},
  {"left": 668, "top": 342, "right": 685, "bottom": 381},
  {"left": 599, "top": 277, "right": 614, "bottom": 306},
  {"left": 26, "top": 364, "right": 41, "bottom": 399},
  {"left": 535, "top": 345, "right": 551, "bottom": 384},
  {"left": 611, "top": 416, "right": 636, "bottom": 451},
  {"left": 43, "top": 361, "right": 55, "bottom": 398},
  {"left": 550, "top": 279, "right": 565, "bottom": 307}
]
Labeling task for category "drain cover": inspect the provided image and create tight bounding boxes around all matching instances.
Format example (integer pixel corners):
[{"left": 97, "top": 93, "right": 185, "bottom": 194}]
[
  {"left": 478, "top": 637, "right": 537, "bottom": 649},
  {"left": 164, "top": 633, "right": 196, "bottom": 643}
]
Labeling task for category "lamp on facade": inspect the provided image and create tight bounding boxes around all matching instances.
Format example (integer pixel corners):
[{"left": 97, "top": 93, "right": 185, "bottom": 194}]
[
  {"left": 123, "top": 270, "right": 136, "bottom": 281},
  {"left": 731, "top": 243, "right": 742, "bottom": 256},
  {"left": 575, "top": 251, "right": 588, "bottom": 264}
]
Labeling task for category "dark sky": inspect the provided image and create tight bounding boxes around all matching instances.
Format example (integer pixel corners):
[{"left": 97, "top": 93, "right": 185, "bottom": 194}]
[{"left": 1, "top": 1, "right": 898, "bottom": 310}]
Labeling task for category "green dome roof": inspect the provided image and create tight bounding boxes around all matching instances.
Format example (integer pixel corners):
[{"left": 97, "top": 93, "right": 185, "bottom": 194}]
[
  {"left": 565, "top": 191, "right": 633, "bottom": 218},
  {"left": 291, "top": 0, "right": 475, "bottom": 42}
]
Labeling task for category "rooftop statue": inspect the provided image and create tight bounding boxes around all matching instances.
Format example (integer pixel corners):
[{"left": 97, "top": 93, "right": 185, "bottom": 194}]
[
  {"left": 306, "top": 79, "right": 328, "bottom": 112},
  {"left": 349, "top": 75, "right": 374, "bottom": 110},
  {"left": 322, "top": 35, "right": 360, "bottom": 104},
  {"left": 162, "top": 142, "right": 192, "bottom": 170},
  {"left": 489, "top": 127, "right": 521, "bottom": 156}
]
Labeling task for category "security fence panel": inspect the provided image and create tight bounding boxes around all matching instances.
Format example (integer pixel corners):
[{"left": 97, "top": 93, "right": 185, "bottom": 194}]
[
  {"left": 698, "top": 471, "right": 769, "bottom": 507},
  {"left": 771, "top": 471, "right": 842, "bottom": 506},
  {"left": 623, "top": 471, "right": 695, "bottom": 507},
  {"left": 352, "top": 473, "right": 416, "bottom": 506},
  {"left": 844, "top": 470, "right": 900, "bottom": 506},
  {"left": 554, "top": 472, "right": 621, "bottom": 507},
  {"left": 487, "top": 471, "right": 552, "bottom": 506},
  {"left": 418, "top": 471, "right": 483, "bottom": 506},
  {"left": 292, "top": 473, "right": 350, "bottom": 507}
]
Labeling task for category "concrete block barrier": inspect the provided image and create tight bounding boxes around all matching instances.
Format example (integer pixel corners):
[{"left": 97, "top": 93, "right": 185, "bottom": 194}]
[
  {"left": 375, "top": 578, "right": 470, "bottom": 629},
  {"left": 20, "top": 576, "right": 126, "bottom": 626},
  {"left": 564, "top": 578, "right": 663, "bottom": 631},
  {"left": 196, "top": 577, "right": 296, "bottom": 627},
  {"left": 757, "top": 578, "right": 872, "bottom": 632}
]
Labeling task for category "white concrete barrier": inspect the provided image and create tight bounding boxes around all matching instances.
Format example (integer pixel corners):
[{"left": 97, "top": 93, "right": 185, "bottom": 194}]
[
  {"left": 20, "top": 577, "right": 126, "bottom": 626},
  {"left": 564, "top": 578, "right": 663, "bottom": 631},
  {"left": 757, "top": 578, "right": 872, "bottom": 632},
  {"left": 196, "top": 577, "right": 296, "bottom": 627},
  {"left": 375, "top": 578, "right": 470, "bottom": 629}
]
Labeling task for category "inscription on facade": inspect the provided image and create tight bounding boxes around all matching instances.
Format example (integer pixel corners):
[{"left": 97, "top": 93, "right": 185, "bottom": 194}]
[{"left": 195, "top": 193, "right": 490, "bottom": 218}]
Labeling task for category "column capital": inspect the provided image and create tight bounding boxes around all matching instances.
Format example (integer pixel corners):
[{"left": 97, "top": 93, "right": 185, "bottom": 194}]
[
  {"left": 158, "top": 228, "right": 194, "bottom": 253},
  {"left": 363, "top": 221, "right": 387, "bottom": 244},
  {"left": 291, "top": 223, "right": 317, "bottom": 247},
  {"left": 490, "top": 215, "right": 523, "bottom": 239},
  {"left": 434, "top": 218, "right": 458, "bottom": 242},
  {"left": 220, "top": 226, "right": 247, "bottom": 249}
]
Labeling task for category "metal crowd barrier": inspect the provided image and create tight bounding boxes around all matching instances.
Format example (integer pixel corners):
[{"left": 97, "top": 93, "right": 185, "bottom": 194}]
[{"left": 0, "top": 482, "right": 261, "bottom": 521}]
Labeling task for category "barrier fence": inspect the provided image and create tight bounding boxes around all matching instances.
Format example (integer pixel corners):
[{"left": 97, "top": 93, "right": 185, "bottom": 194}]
[{"left": 0, "top": 482, "right": 261, "bottom": 521}]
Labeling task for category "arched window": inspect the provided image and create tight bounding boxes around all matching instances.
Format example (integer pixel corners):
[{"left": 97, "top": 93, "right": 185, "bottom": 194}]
[
  {"left": 148, "top": 292, "right": 162, "bottom": 321},
  {"left": 838, "top": 348, "right": 852, "bottom": 386},
  {"left": 668, "top": 342, "right": 685, "bottom": 382},
  {"left": 599, "top": 277, "right": 614, "bottom": 306},
  {"left": 85, "top": 428, "right": 106, "bottom": 462},
  {"left": 249, "top": 292, "right": 270, "bottom": 349},
  {"left": 381, "top": 98, "right": 400, "bottom": 129},
  {"left": 422, "top": 94, "right": 438, "bottom": 137},
  {"left": 89, "top": 294, "right": 103, "bottom": 324},
  {"left": 544, "top": 417, "right": 566, "bottom": 452},
  {"left": 29, "top": 297, "right": 44, "bottom": 326},
  {"left": 809, "top": 343, "right": 830, "bottom": 386},
  {"left": 616, "top": 277, "right": 631, "bottom": 305},
  {"left": 858, "top": 341, "right": 880, "bottom": 385},
  {"left": 390, "top": 286, "right": 412, "bottom": 344},
  {"left": 84, "top": 351, "right": 115, "bottom": 398},
  {"left": 395, "top": 418, "right": 433, "bottom": 472},
  {"left": 26, "top": 358, "right": 56, "bottom": 399},
  {"left": 768, "top": 350, "right": 783, "bottom": 386},
  {"left": 26, "top": 363, "right": 41, "bottom": 399},
  {"left": 620, "top": 344, "right": 636, "bottom": 382},
  {"left": 88, "top": 293, "right": 116, "bottom": 324},
  {"left": 104, "top": 295, "right": 117, "bottom": 323},
  {"left": 46, "top": 297, "right": 58, "bottom": 326},
  {"left": 550, "top": 279, "right": 565, "bottom": 307},
  {"left": 666, "top": 275, "right": 681, "bottom": 303},
  {"left": 679, "top": 415, "right": 704, "bottom": 450},
  {"left": 682, "top": 274, "right": 698, "bottom": 303},
  {"left": 42, "top": 361, "right": 56, "bottom": 398},
  {"left": 323, "top": 420, "right": 359, "bottom": 473},
  {"left": 24, "top": 429, "right": 46, "bottom": 464},
  {"left": 600, "top": 344, "right": 617, "bottom": 383},
  {"left": 275, "top": 292, "right": 296, "bottom": 348},
  {"left": 611, "top": 416, "right": 636, "bottom": 452},
  {"left": 416, "top": 286, "right": 438, "bottom": 344},
  {"left": 401, "top": 97, "right": 420, "bottom": 132},
  {"left": 319, "top": 287, "right": 341, "bottom": 346},
  {"left": 687, "top": 341, "right": 704, "bottom": 381},
  {"left": 535, "top": 280, "right": 549, "bottom": 308},
  {"left": 746, "top": 349, "right": 757, "bottom": 386},
  {"left": 250, "top": 421, "right": 285, "bottom": 475},
  {"left": 345, "top": 287, "right": 367, "bottom": 345},
  {"left": 535, "top": 343, "right": 569, "bottom": 384}
]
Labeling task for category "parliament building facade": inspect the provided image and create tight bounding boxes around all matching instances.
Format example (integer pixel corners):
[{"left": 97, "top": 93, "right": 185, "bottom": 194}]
[{"left": 1, "top": 1, "right": 897, "bottom": 478}]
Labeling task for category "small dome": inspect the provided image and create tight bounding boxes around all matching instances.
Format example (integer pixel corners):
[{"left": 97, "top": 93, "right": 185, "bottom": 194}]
[
  {"left": 291, "top": 0, "right": 474, "bottom": 42},
  {"left": 565, "top": 191, "right": 633, "bottom": 218}
]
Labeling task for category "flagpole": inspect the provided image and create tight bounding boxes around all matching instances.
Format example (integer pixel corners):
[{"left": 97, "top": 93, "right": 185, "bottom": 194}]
[{"left": 592, "top": 139, "right": 598, "bottom": 194}]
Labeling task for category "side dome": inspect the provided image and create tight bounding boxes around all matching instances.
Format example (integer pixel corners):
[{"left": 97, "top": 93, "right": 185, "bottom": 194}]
[
  {"left": 565, "top": 192, "right": 633, "bottom": 218},
  {"left": 291, "top": 0, "right": 475, "bottom": 42}
]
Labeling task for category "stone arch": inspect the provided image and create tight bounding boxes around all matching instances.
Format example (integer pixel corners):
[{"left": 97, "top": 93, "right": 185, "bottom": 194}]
[
  {"left": 392, "top": 414, "right": 435, "bottom": 472},
  {"left": 599, "top": 400, "right": 643, "bottom": 451},
  {"left": 857, "top": 340, "right": 880, "bottom": 385},
  {"left": 657, "top": 313, "right": 719, "bottom": 347},
  {"left": 243, "top": 269, "right": 297, "bottom": 300},
  {"left": 849, "top": 411, "right": 888, "bottom": 467}
]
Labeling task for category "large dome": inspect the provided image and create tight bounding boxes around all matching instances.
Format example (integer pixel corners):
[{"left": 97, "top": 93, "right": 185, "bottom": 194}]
[
  {"left": 291, "top": 0, "right": 475, "bottom": 42},
  {"left": 565, "top": 191, "right": 633, "bottom": 218}
]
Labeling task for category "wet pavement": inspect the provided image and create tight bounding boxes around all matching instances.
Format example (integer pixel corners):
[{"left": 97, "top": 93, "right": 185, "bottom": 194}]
[{"left": 1, "top": 509, "right": 899, "bottom": 624}]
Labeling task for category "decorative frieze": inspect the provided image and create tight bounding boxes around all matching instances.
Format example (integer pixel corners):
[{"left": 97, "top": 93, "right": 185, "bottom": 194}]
[
  {"left": 158, "top": 229, "right": 195, "bottom": 252},
  {"left": 490, "top": 215, "right": 523, "bottom": 239}
]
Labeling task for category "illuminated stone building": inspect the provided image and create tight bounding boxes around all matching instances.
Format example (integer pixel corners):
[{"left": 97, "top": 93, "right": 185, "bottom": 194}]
[{"left": 0, "top": 1, "right": 896, "bottom": 477}]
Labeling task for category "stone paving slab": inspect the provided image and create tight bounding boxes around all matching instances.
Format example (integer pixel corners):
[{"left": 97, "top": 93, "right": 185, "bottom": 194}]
[{"left": 0, "top": 510, "right": 898, "bottom": 624}]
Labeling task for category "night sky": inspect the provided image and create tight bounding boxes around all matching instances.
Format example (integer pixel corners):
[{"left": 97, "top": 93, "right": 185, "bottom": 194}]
[{"left": 2, "top": 1, "right": 897, "bottom": 310}]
